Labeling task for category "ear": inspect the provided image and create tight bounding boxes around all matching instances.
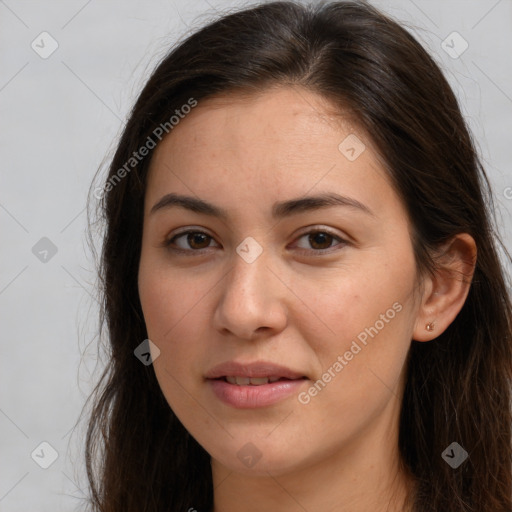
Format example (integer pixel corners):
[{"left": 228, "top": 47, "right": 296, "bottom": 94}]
[{"left": 412, "top": 233, "right": 477, "bottom": 342}]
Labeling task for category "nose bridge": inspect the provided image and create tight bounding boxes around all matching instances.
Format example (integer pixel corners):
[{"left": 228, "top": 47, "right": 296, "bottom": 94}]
[
  {"left": 232, "top": 239, "right": 268, "bottom": 291},
  {"left": 214, "top": 238, "right": 287, "bottom": 338}
]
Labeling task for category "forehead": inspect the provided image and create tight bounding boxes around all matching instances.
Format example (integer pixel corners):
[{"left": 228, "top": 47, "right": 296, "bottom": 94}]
[
  {"left": 144, "top": 86, "right": 399, "bottom": 222},
  {"left": 158, "top": 86, "right": 360, "bottom": 152}
]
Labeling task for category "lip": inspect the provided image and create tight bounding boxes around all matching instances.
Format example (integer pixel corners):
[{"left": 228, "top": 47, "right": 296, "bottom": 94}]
[
  {"left": 205, "top": 360, "right": 307, "bottom": 380},
  {"left": 205, "top": 360, "right": 308, "bottom": 409}
]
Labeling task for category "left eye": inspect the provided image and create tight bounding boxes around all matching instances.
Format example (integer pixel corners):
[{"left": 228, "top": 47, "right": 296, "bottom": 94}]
[
  {"left": 164, "top": 229, "right": 346, "bottom": 254},
  {"left": 293, "top": 230, "right": 346, "bottom": 252}
]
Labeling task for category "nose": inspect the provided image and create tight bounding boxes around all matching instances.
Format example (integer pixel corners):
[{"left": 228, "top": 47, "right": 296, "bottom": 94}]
[{"left": 213, "top": 248, "right": 288, "bottom": 341}]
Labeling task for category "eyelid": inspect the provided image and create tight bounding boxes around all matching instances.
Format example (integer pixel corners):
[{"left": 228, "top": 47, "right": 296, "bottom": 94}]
[
  {"left": 163, "top": 226, "right": 349, "bottom": 254},
  {"left": 162, "top": 226, "right": 218, "bottom": 249},
  {"left": 291, "top": 227, "right": 348, "bottom": 253}
]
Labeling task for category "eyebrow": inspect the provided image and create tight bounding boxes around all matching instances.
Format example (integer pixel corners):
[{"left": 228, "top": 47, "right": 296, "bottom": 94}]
[{"left": 149, "top": 192, "right": 375, "bottom": 219}]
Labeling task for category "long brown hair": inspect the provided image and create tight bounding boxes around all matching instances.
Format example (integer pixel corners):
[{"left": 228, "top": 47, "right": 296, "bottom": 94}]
[{"left": 84, "top": 1, "right": 512, "bottom": 510}]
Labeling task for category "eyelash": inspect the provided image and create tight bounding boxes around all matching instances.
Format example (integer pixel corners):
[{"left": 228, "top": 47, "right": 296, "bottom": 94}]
[{"left": 163, "top": 228, "right": 348, "bottom": 256}]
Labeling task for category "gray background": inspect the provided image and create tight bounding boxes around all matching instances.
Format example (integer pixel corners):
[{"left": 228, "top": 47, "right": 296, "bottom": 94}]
[{"left": 1, "top": 0, "right": 511, "bottom": 510}]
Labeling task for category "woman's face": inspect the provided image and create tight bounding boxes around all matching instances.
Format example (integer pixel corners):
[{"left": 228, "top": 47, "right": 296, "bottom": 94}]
[{"left": 138, "top": 86, "right": 424, "bottom": 477}]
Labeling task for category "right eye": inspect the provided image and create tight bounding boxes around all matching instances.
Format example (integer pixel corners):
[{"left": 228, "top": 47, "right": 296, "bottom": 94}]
[{"left": 164, "top": 230, "right": 219, "bottom": 254}]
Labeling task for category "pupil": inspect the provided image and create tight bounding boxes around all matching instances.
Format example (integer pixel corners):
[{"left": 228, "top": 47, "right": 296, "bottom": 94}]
[
  {"left": 310, "top": 232, "right": 331, "bottom": 250},
  {"left": 186, "top": 232, "right": 332, "bottom": 250},
  {"left": 189, "top": 233, "right": 209, "bottom": 249}
]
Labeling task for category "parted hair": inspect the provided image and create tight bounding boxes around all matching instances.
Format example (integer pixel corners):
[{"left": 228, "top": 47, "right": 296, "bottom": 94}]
[{"left": 84, "top": 1, "right": 512, "bottom": 511}]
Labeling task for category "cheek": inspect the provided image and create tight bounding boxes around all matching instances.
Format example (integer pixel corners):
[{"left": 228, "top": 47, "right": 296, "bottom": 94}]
[
  {"left": 293, "top": 255, "right": 415, "bottom": 356},
  {"left": 138, "top": 254, "right": 202, "bottom": 342},
  {"left": 138, "top": 269, "right": 173, "bottom": 341},
  {"left": 138, "top": 258, "right": 215, "bottom": 391},
  {"left": 294, "top": 255, "right": 416, "bottom": 409},
  {"left": 138, "top": 263, "right": 205, "bottom": 412}
]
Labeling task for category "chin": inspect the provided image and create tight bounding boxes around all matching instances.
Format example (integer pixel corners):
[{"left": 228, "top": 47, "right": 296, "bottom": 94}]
[{"left": 208, "top": 438, "right": 308, "bottom": 477}]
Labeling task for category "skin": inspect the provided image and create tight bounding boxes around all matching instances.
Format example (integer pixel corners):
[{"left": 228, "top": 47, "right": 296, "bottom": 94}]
[{"left": 138, "top": 86, "right": 476, "bottom": 512}]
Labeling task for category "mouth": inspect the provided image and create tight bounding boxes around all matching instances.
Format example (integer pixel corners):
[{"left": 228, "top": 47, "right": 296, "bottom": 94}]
[
  {"left": 205, "top": 361, "right": 309, "bottom": 408},
  {"left": 205, "top": 360, "right": 308, "bottom": 381},
  {"left": 216, "top": 376, "right": 307, "bottom": 386}
]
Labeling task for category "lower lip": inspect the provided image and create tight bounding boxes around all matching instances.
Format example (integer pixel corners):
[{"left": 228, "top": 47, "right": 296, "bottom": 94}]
[{"left": 207, "top": 378, "right": 307, "bottom": 408}]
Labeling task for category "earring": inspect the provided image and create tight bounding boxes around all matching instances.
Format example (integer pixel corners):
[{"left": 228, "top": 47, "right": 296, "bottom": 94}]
[{"left": 426, "top": 321, "right": 435, "bottom": 332}]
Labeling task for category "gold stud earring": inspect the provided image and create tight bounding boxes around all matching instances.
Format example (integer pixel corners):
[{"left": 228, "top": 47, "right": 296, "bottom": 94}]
[{"left": 426, "top": 321, "right": 435, "bottom": 332}]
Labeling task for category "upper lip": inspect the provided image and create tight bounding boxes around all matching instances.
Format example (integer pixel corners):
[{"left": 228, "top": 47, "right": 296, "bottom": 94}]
[{"left": 205, "top": 360, "right": 307, "bottom": 380}]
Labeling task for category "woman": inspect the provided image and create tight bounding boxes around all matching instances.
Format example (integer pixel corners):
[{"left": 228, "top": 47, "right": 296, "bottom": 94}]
[{"left": 85, "top": 1, "right": 512, "bottom": 511}]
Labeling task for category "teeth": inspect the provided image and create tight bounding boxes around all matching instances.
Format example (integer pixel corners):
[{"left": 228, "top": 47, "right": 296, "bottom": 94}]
[{"left": 224, "top": 376, "right": 283, "bottom": 386}]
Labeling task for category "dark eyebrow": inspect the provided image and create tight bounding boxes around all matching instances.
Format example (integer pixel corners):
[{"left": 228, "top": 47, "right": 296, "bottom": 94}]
[{"left": 149, "top": 192, "right": 375, "bottom": 219}]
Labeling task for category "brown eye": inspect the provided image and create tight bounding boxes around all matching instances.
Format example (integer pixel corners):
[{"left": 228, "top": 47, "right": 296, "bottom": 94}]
[
  {"left": 293, "top": 229, "right": 347, "bottom": 254},
  {"left": 308, "top": 232, "right": 334, "bottom": 250},
  {"left": 165, "top": 230, "right": 216, "bottom": 252},
  {"left": 185, "top": 232, "right": 211, "bottom": 250},
  {"left": 164, "top": 228, "right": 347, "bottom": 256}
]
